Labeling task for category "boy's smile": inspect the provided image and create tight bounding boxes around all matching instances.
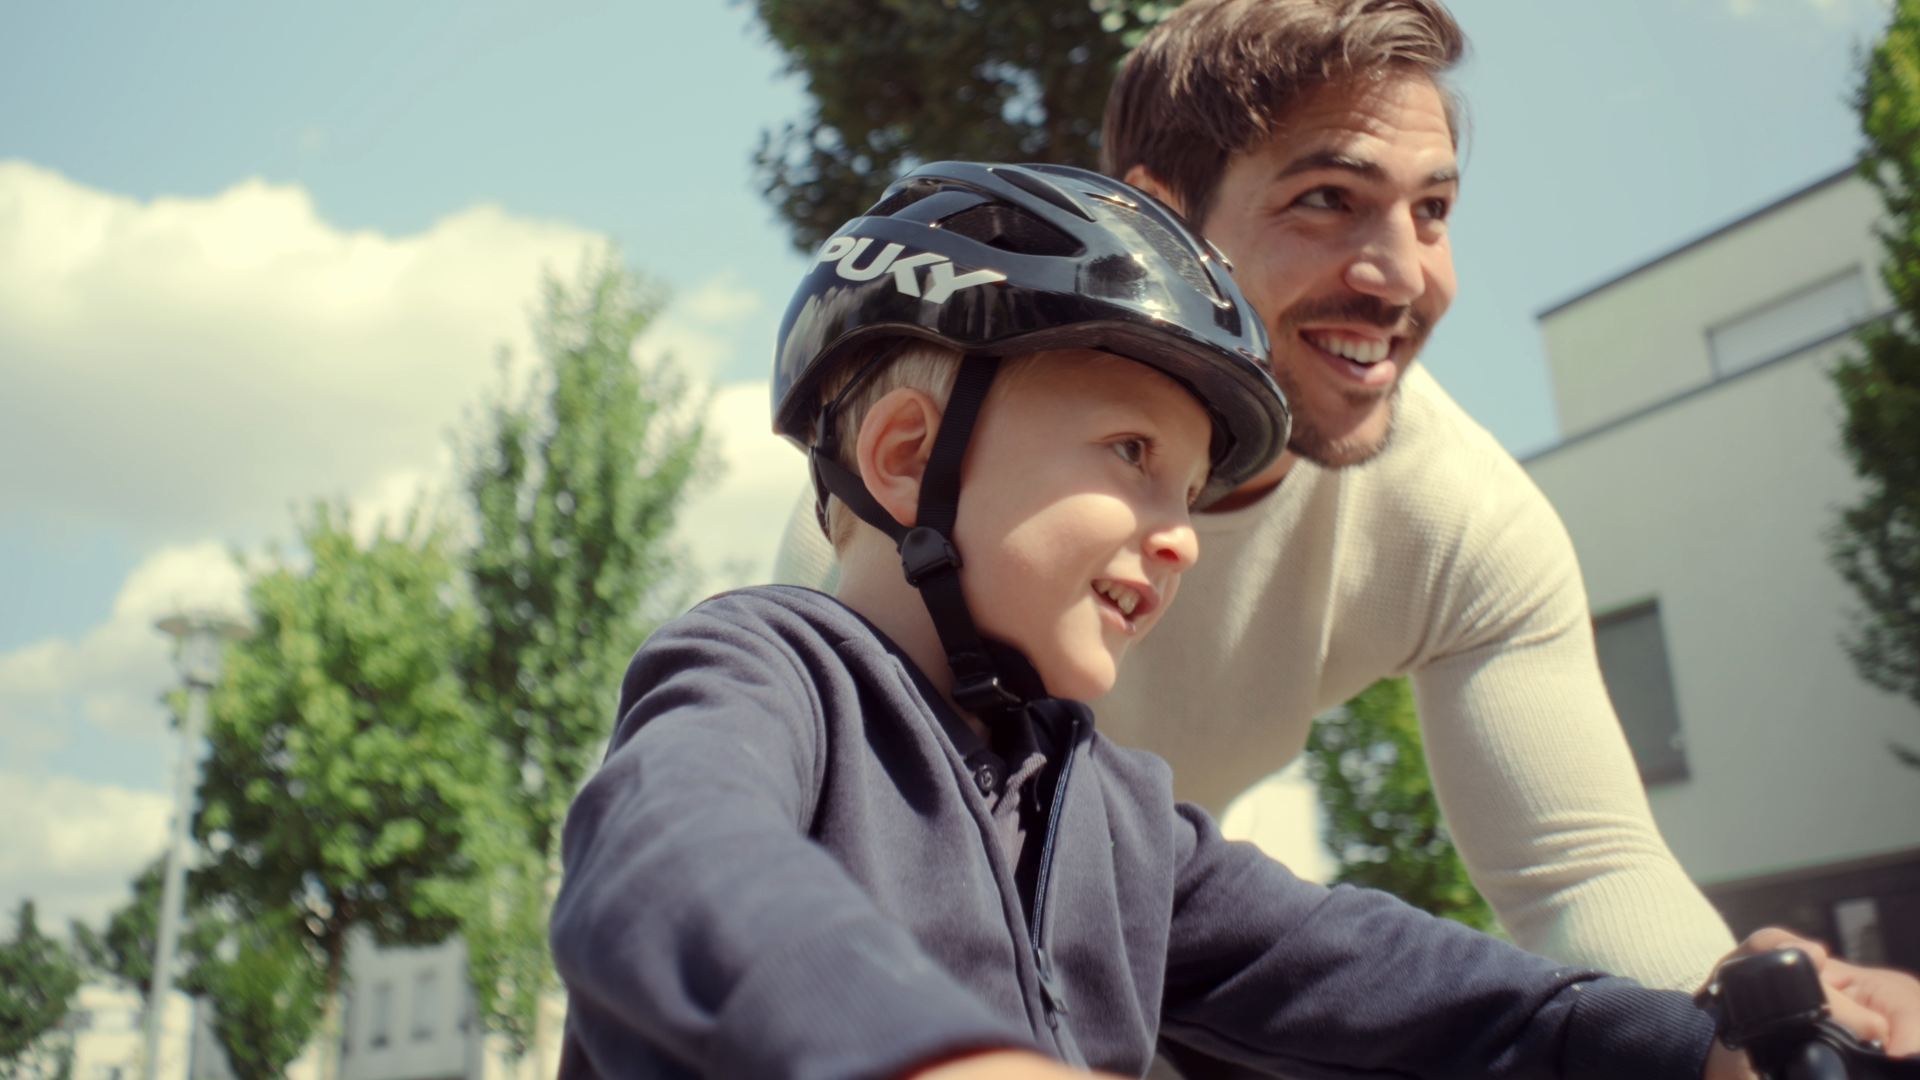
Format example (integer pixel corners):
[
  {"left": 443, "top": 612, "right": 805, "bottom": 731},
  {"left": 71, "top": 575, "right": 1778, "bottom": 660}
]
[{"left": 951, "top": 350, "right": 1210, "bottom": 703}]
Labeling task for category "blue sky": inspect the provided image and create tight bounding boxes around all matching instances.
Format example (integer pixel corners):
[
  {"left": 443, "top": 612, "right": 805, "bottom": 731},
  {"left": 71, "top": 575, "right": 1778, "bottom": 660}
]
[{"left": 0, "top": 0, "right": 1892, "bottom": 924}]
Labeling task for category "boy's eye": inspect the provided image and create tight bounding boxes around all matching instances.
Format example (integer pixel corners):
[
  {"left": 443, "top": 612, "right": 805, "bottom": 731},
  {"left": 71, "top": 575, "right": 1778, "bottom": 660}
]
[{"left": 1112, "top": 438, "right": 1147, "bottom": 468}]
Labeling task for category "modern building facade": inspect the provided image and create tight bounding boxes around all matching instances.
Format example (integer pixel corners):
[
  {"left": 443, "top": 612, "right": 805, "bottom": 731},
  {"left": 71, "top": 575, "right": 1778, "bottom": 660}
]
[{"left": 1527, "top": 168, "right": 1920, "bottom": 969}]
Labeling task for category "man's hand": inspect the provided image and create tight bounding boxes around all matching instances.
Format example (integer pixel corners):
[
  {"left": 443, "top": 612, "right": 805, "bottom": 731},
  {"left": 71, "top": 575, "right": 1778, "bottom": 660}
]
[
  {"left": 1729, "top": 928, "right": 1920, "bottom": 1056},
  {"left": 903, "top": 1049, "right": 1125, "bottom": 1080},
  {"left": 1701, "top": 927, "right": 1920, "bottom": 1079}
]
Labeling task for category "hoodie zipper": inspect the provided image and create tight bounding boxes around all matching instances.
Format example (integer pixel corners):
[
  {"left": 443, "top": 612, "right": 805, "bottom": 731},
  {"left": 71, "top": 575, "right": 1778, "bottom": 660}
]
[{"left": 1027, "top": 714, "right": 1080, "bottom": 1027}]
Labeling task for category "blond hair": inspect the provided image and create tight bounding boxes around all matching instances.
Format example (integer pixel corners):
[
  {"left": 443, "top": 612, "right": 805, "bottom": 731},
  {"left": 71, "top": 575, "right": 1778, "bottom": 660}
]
[{"left": 815, "top": 340, "right": 1053, "bottom": 551}]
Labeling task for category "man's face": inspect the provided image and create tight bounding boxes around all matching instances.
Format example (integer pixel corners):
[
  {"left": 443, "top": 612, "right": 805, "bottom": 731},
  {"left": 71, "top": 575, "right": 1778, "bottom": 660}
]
[
  {"left": 954, "top": 350, "right": 1210, "bottom": 702},
  {"left": 1200, "top": 74, "right": 1458, "bottom": 470}
]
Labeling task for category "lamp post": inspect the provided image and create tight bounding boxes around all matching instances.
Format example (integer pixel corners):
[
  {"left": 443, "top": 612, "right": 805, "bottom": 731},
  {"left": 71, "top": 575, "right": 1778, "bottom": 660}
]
[{"left": 145, "top": 611, "right": 250, "bottom": 1080}]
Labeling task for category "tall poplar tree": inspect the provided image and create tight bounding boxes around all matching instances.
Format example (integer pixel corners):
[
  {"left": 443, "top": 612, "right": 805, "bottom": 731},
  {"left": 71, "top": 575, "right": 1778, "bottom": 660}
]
[
  {"left": 751, "top": 0, "right": 1178, "bottom": 250},
  {"left": 1841, "top": 0, "right": 1920, "bottom": 768},
  {"left": 459, "top": 253, "right": 711, "bottom": 1051}
]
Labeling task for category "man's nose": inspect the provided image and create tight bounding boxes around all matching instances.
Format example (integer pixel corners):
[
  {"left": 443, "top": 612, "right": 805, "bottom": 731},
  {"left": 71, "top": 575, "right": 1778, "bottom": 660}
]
[{"left": 1343, "top": 208, "right": 1425, "bottom": 306}]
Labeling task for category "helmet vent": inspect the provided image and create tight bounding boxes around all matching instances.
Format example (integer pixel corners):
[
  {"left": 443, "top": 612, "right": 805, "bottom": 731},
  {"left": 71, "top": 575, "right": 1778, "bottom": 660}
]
[
  {"left": 866, "top": 179, "right": 945, "bottom": 219},
  {"left": 1100, "top": 199, "right": 1224, "bottom": 307},
  {"left": 939, "top": 203, "right": 1084, "bottom": 258}
]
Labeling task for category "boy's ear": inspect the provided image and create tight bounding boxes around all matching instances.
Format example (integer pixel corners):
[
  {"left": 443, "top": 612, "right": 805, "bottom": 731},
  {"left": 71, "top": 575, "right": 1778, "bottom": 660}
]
[{"left": 855, "top": 387, "right": 943, "bottom": 529}]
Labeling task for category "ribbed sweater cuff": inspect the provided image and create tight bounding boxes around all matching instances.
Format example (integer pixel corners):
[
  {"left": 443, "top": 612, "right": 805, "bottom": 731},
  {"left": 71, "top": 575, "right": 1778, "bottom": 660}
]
[
  {"left": 714, "top": 917, "right": 1038, "bottom": 1080},
  {"left": 1564, "top": 980, "right": 1716, "bottom": 1080}
]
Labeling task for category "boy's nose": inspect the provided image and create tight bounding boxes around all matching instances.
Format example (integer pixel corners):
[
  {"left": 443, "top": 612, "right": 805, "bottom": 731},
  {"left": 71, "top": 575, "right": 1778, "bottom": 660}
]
[{"left": 1146, "top": 519, "right": 1199, "bottom": 573}]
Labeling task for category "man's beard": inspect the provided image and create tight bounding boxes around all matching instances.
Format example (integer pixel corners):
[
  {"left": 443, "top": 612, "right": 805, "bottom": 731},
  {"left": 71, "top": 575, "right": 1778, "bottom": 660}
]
[{"left": 1272, "top": 294, "right": 1430, "bottom": 469}]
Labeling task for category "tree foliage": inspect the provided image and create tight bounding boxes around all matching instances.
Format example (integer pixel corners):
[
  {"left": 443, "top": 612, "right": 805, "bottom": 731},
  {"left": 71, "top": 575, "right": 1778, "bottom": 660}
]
[
  {"left": 1304, "top": 678, "right": 1496, "bottom": 930},
  {"left": 1842, "top": 0, "right": 1920, "bottom": 768},
  {"left": 464, "top": 253, "right": 708, "bottom": 853},
  {"left": 194, "top": 910, "right": 328, "bottom": 1080},
  {"left": 0, "top": 902, "right": 81, "bottom": 1080},
  {"left": 72, "top": 860, "right": 216, "bottom": 1001},
  {"left": 458, "top": 253, "right": 710, "bottom": 1051},
  {"left": 197, "top": 502, "right": 517, "bottom": 1075},
  {"left": 751, "top": 0, "right": 1179, "bottom": 250}
]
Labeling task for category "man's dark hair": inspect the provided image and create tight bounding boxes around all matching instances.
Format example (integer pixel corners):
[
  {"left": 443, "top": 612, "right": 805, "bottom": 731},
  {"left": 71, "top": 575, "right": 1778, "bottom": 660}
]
[{"left": 1102, "top": 0, "right": 1466, "bottom": 228}]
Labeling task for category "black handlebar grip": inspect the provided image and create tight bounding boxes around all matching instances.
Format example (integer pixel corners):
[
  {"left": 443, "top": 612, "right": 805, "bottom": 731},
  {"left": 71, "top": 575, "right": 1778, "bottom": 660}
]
[
  {"left": 1784, "top": 1041, "right": 1853, "bottom": 1080},
  {"left": 1716, "top": 949, "right": 1830, "bottom": 1049}
]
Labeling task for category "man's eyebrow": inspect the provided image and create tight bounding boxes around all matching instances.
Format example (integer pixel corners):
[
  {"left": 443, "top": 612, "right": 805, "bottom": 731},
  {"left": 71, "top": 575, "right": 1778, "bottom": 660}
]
[
  {"left": 1273, "top": 150, "right": 1380, "bottom": 182},
  {"left": 1272, "top": 150, "right": 1461, "bottom": 188}
]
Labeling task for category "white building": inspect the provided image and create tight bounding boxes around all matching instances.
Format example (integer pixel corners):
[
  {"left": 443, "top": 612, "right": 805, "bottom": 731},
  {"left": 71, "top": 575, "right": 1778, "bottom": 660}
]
[
  {"left": 66, "top": 985, "right": 191, "bottom": 1080},
  {"left": 335, "top": 934, "right": 560, "bottom": 1080},
  {"left": 1527, "top": 168, "right": 1920, "bottom": 969}
]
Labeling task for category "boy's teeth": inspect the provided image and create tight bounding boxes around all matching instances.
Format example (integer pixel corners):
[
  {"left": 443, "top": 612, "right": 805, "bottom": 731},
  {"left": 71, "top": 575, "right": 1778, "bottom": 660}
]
[
  {"left": 1308, "top": 332, "right": 1390, "bottom": 364},
  {"left": 1096, "top": 581, "right": 1139, "bottom": 616}
]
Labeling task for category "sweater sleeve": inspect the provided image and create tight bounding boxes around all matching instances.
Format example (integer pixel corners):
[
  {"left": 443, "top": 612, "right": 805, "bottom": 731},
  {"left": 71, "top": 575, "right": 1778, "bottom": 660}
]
[
  {"left": 1160, "top": 805, "right": 1719, "bottom": 1080},
  {"left": 549, "top": 609, "right": 1033, "bottom": 1080},
  {"left": 1409, "top": 462, "right": 1735, "bottom": 992}
]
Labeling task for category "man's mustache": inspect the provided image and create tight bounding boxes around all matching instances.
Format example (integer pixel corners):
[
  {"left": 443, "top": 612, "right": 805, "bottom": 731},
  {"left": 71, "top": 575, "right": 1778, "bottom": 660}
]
[{"left": 1279, "top": 295, "right": 1430, "bottom": 340}]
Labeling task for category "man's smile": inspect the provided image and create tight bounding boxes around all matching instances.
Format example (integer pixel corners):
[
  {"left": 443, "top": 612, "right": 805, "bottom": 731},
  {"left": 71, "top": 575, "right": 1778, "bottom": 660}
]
[{"left": 1301, "top": 328, "right": 1401, "bottom": 388}]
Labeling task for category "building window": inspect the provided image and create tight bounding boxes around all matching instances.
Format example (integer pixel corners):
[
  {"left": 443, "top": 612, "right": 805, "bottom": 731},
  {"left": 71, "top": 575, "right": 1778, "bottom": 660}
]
[
  {"left": 412, "top": 970, "right": 437, "bottom": 1042},
  {"left": 1834, "top": 897, "right": 1886, "bottom": 965},
  {"left": 1594, "top": 600, "right": 1690, "bottom": 785},
  {"left": 1706, "top": 266, "right": 1875, "bottom": 378},
  {"left": 370, "top": 981, "right": 392, "bottom": 1049}
]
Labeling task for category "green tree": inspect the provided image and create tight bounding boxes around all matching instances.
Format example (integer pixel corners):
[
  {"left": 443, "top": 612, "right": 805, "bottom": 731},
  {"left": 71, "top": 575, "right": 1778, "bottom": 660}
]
[
  {"left": 1841, "top": 0, "right": 1920, "bottom": 768},
  {"left": 74, "top": 862, "right": 325, "bottom": 1080},
  {"left": 72, "top": 860, "right": 218, "bottom": 1000},
  {"left": 458, "top": 252, "right": 710, "bottom": 1050},
  {"left": 751, "top": 0, "right": 1179, "bottom": 250},
  {"left": 1304, "top": 678, "right": 1496, "bottom": 929},
  {"left": 194, "top": 910, "right": 328, "bottom": 1080},
  {"left": 0, "top": 902, "right": 81, "bottom": 1080},
  {"left": 197, "top": 502, "right": 516, "bottom": 1080}
]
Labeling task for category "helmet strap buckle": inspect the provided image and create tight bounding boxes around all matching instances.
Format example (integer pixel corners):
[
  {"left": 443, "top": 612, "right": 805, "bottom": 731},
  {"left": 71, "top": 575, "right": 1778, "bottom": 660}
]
[{"left": 898, "top": 527, "right": 962, "bottom": 587}]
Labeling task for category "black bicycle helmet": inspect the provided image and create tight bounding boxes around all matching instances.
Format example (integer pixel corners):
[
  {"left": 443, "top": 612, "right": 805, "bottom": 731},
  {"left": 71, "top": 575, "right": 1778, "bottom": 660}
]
[
  {"left": 773, "top": 161, "right": 1287, "bottom": 507},
  {"left": 768, "top": 162, "right": 1289, "bottom": 749}
]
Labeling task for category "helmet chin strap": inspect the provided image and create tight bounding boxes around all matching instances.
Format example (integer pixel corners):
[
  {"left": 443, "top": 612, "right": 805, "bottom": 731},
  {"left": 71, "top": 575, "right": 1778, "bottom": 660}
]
[{"left": 809, "top": 354, "right": 1046, "bottom": 722}]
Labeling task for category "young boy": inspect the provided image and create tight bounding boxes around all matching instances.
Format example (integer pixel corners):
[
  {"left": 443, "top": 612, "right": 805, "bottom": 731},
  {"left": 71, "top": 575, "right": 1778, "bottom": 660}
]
[{"left": 548, "top": 162, "right": 1888, "bottom": 1080}]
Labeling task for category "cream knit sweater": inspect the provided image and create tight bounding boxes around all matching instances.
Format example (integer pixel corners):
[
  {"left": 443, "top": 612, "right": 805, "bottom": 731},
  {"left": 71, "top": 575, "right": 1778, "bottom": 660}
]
[{"left": 771, "top": 364, "right": 1735, "bottom": 992}]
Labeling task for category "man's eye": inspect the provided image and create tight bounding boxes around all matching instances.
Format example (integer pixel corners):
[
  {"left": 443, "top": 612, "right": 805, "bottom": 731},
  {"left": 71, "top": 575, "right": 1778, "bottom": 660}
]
[
  {"left": 1297, "top": 187, "right": 1347, "bottom": 211},
  {"left": 1113, "top": 438, "right": 1147, "bottom": 467},
  {"left": 1416, "top": 197, "right": 1451, "bottom": 221}
]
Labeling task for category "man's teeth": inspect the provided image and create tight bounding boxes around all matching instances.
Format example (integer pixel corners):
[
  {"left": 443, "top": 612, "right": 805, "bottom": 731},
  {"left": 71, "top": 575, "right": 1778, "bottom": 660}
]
[
  {"left": 1309, "top": 333, "right": 1391, "bottom": 364},
  {"left": 1096, "top": 581, "right": 1140, "bottom": 616}
]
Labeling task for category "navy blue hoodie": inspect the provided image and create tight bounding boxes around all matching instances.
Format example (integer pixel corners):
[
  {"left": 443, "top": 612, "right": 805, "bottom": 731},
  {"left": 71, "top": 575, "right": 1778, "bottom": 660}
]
[{"left": 550, "top": 586, "right": 1716, "bottom": 1080}]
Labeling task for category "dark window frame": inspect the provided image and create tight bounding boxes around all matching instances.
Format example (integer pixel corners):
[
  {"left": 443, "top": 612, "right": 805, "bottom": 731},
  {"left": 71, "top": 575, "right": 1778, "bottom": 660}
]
[{"left": 1593, "top": 599, "right": 1691, "bottom": 786}]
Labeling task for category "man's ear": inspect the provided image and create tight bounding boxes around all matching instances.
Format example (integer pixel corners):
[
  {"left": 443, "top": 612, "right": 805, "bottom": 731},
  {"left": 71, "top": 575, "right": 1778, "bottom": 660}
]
[
  {"left": 1123, "top": 165, "right": 1186, "bottom": 218},
  {"left": 855, "top": 387, "right": 943, "bottom": 529}
]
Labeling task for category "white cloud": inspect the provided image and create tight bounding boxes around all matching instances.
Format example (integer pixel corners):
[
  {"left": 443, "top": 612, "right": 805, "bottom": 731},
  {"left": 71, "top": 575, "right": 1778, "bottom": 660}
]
[
  {"left": 0, "top": 772, "right": 171, "bottom": 930},
  {"left": 641, "top": 271, "right": 764, "bottom": 384},
  {"left": 0, "top": 160, "right": 604, "bottom": 543},
  {"left": 674, "top": 380, "right": 812, "bottom": 592},
  {"left": 0, "top": 542, "right": 243, "bottom": 768}
]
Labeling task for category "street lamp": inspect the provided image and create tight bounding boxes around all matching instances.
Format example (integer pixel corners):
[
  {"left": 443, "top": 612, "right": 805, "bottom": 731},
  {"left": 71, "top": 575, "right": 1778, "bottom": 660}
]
[{"left": 145, "top": 611, "right": 250, "bottom": 1080}]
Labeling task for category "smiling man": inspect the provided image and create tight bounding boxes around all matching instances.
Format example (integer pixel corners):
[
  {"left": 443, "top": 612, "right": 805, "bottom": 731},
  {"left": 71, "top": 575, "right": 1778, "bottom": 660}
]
[
  {"left": 774, "top": 0, "right": 1737, "bottom": 1004},
  {"left": 1095, "top": 0, "right": 1738, "bottom": 995}
]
